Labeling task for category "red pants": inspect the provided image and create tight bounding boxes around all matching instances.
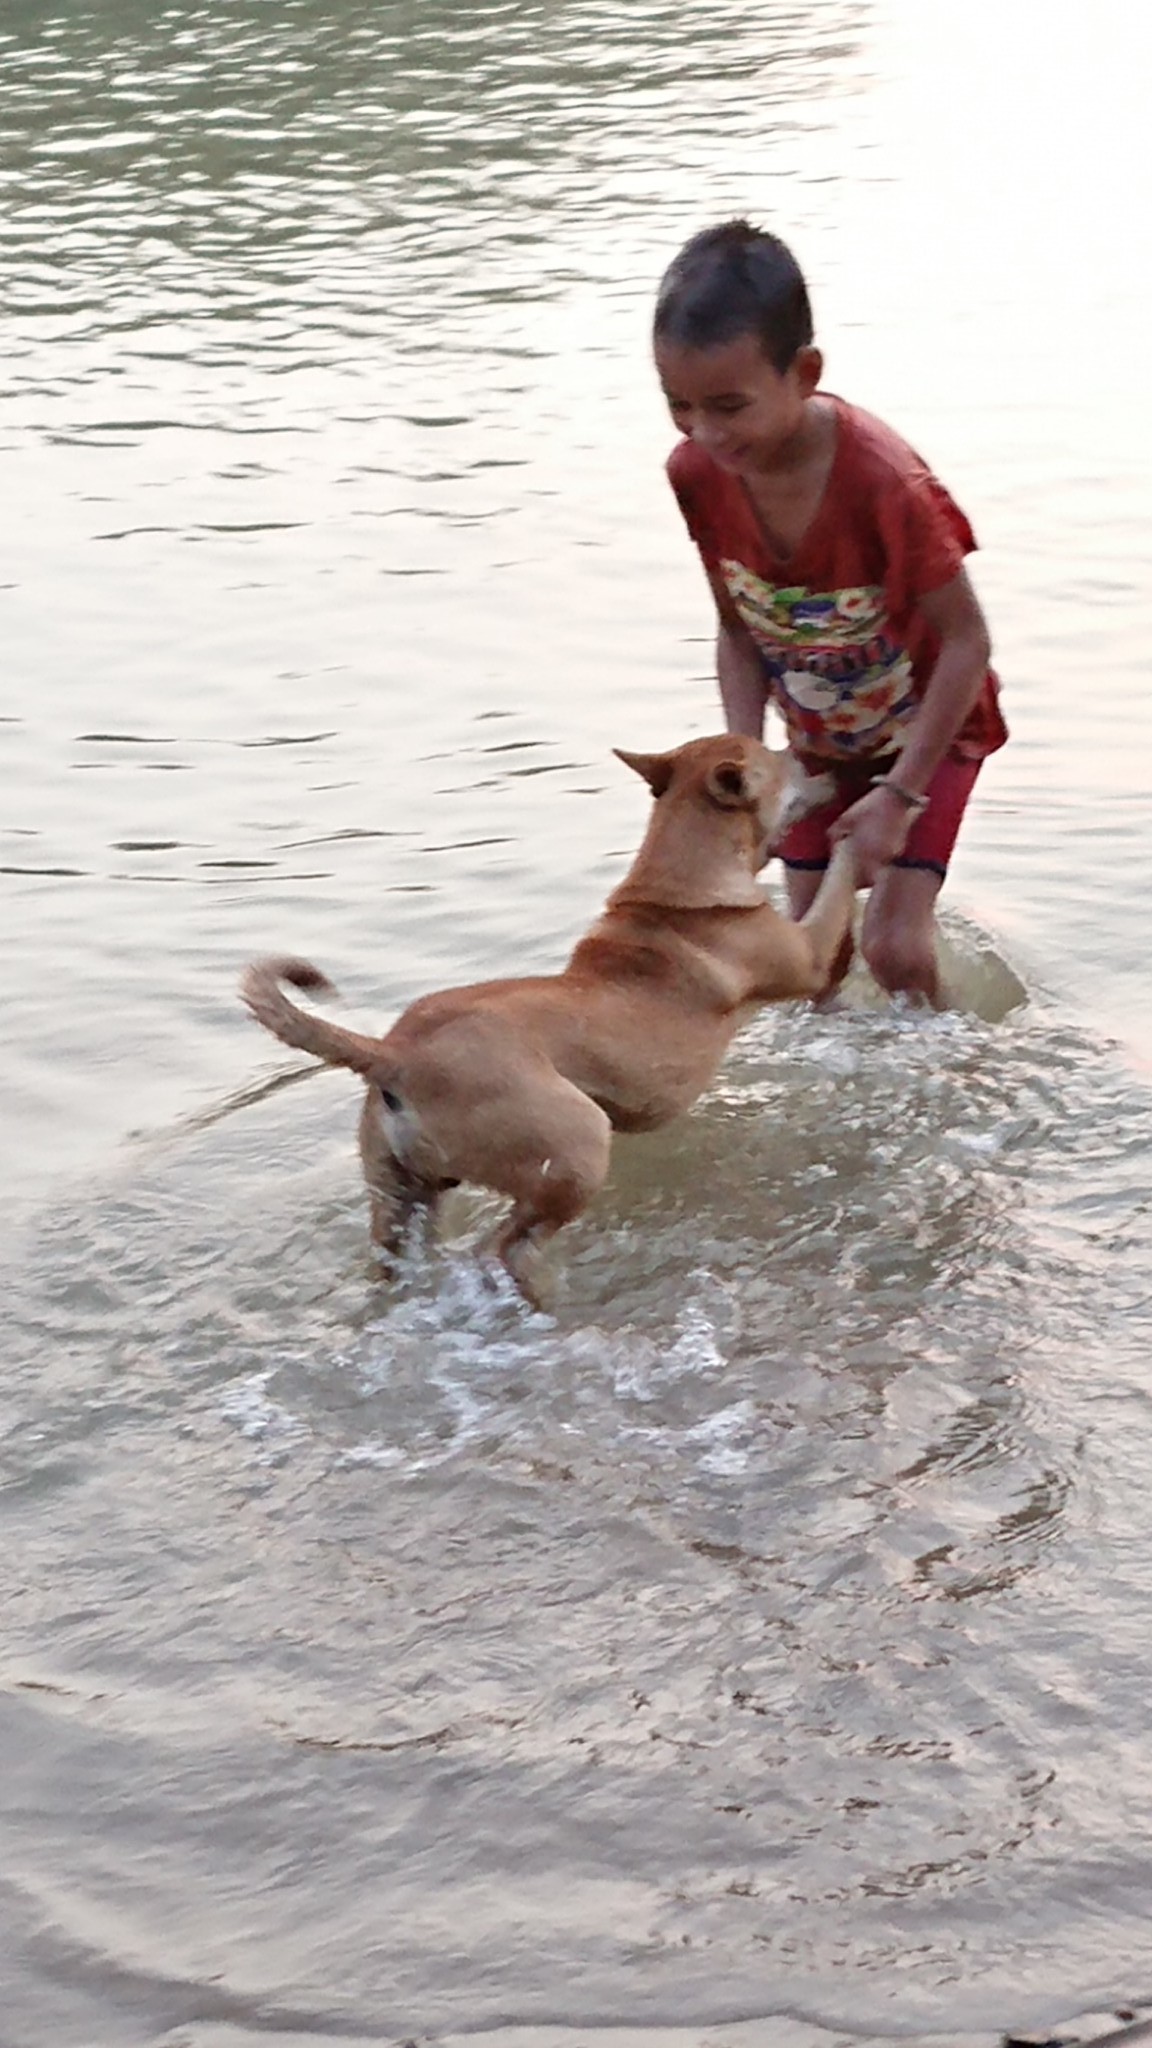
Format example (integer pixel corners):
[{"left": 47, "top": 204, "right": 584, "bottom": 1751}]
[{"left": 778, "top": 752, "right": 984, "bottom": 880}]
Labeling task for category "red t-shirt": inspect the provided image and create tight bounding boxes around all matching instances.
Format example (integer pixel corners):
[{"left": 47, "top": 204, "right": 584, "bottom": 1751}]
[{"left": 667, "top": 394, "right": 1007, "bottom": 766}]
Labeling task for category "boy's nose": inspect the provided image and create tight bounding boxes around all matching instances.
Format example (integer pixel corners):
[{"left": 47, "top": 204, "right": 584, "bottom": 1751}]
[{"left": 693, "top": 418, "right": 731, "bottom": 453}]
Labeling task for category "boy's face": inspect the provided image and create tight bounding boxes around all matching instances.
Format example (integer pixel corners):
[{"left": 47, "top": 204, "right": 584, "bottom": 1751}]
[{"left": 654, "top": 331, "right": 822, "bottom": 474}]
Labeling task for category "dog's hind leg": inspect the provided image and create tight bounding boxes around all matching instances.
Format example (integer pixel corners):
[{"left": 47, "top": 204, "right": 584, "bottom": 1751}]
[
  {"left": 358, "top": 1088, "right": 440, "bottom": 1267},
  {"left": 366, "top": 1169, "right": 436, "bottom": 1265},
  {"left": 486, "top": 1087, "right": 613, "bottom": 1308}
]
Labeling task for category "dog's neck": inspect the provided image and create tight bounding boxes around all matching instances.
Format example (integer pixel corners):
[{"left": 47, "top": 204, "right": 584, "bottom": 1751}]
[{"left": 607, "top": 807, "right": 765, "bottom": 913}]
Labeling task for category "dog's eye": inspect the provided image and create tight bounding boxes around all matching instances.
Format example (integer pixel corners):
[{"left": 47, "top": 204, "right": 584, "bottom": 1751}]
[{"left": 379, "top": 1086, "right": 402, "bottom": 1113}]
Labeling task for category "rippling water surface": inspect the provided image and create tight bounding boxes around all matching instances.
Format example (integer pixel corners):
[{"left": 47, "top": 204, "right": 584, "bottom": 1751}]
[{"left": 3, "top": 2, "right": 1152, "bottom": 2044}]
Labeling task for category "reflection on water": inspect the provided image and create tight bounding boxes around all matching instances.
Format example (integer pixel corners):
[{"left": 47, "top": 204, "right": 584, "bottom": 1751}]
[{"left": 3, "top": 0, "right": 1152, "bottom": 2043}]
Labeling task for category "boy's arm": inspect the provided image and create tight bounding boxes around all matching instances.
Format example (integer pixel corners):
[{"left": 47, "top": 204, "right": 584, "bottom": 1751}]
[
  {"left": 877, "top": 567, "right": 991, "bottom": 796},
  {"left": 706, "top": 568, "right": 770, "bottom": 738},
  {"left": 831, "top": 566, "right": 991, "bottom": 882}
]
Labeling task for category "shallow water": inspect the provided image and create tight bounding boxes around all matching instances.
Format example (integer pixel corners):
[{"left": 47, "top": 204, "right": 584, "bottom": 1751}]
[
  {"left": 3, "top": 1, "right": 1152, "bottom": 2044},
  {"left": 6, "top": 996, "right": 1152, "bottom": 2046}
]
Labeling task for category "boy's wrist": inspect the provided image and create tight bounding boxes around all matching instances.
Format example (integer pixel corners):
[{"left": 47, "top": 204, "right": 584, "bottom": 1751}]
[{"left": 871, "top": 774, "right": 929, "bottom": 815}]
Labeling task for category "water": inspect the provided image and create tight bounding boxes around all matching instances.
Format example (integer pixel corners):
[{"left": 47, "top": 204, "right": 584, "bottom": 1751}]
[{"left": 3, "top": 1, "right": 1152, "bottom": 2043}]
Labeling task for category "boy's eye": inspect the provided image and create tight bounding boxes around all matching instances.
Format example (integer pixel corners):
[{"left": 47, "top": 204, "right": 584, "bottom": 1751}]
[{"left": 666, "top": 394, "right": 748, "bottom": 417}]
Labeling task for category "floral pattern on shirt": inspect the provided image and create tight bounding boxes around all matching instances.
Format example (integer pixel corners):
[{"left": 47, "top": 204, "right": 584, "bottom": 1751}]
[{"left": 721, "top": 560, "right": 919, "bottom": 760}]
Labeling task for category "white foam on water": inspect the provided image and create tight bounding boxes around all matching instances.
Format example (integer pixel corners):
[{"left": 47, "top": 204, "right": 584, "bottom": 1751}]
[
  {"left": 217, "top": 1369, "right": 303, "bottom": 1451},
  {"left": 611, "top": 1281, "right": 731, "bottom": 1403},
  {"left": 688, "top": 1398, "right": 757, "bottom": 1477}
]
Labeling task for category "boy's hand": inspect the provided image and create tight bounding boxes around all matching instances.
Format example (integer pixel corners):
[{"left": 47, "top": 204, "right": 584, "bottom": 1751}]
[{"left": 829, "top": 785, "right": 915, "bottom": 886}]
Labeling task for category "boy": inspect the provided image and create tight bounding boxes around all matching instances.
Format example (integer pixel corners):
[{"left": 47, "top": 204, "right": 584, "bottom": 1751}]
[{"left": 654, "top": 219, "right": 1007, "bottom": 1004}]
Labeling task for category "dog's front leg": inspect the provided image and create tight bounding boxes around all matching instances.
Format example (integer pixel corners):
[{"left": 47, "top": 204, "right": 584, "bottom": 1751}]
[{"left": 796, "top": 839, "right": 859, "bottom": 992}]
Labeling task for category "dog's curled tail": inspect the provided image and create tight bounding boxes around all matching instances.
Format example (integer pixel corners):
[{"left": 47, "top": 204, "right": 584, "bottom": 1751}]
[{"left": 241, "top": 956, "right": 385, "bottom": 1077}]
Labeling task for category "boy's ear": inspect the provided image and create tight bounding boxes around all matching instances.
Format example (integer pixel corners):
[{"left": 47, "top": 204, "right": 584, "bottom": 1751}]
[
  {"left": 794, "top": 344, "right": 823, "bottom": 398},
  {"left": 614, "top": 748, "right": 676, "bottom": 797}
]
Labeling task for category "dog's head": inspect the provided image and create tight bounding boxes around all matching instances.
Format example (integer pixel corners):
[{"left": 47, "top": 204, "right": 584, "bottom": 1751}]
[{"left": 614, "top": 735, "right": 827, "bottom": 867}]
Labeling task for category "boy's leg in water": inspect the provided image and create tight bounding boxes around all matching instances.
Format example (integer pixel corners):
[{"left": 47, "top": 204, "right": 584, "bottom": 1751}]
[
  {"left": 785, "top": 860, "right": 943, "bottom": 1005},
  {"left": 860, "top": 864, "right": 944, "bottom": 1006},
  {"left": 783, "top": 754, "right": 980, "bottom": 1006},
  {"left": 859, "top": 756, "right": 982, "bottom": 1005}
]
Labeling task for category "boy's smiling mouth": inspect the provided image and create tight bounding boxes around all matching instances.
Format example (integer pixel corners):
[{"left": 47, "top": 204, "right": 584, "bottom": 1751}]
[{"left": 701, "top": 435, "right": 750, "bottom": 469}]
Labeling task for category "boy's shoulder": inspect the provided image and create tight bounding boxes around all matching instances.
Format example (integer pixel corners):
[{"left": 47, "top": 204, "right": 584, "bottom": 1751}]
[
  {"left": 828, "top": 394, "right": 939, "bottom": 492},
  {"left": 829, "top": 396, "right": 976, "bottom": 555}
]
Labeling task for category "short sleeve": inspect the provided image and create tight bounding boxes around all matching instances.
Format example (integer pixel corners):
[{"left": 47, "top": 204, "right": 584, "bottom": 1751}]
[{"left": 879, "top": 464, "right": 977, "bottom": 600}]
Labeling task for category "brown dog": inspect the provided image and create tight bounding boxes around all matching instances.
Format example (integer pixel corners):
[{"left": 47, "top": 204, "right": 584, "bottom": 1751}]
[{"left": 241, "top": 735, "right": 856, "bottom": 1302}]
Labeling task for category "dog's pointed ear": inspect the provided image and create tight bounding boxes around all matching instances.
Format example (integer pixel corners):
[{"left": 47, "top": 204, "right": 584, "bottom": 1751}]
[
  {"left": 614, "top": 747, "right": 676, "bottom": 798},
  {"left": 703, "top": 756, "right": 754, "bottom": 809}
]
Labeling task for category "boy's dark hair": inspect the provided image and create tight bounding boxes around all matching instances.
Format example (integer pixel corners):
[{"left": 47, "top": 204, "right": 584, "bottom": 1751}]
[{"left": 653, "top": 219, "right": 813, "bottom": 374}]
